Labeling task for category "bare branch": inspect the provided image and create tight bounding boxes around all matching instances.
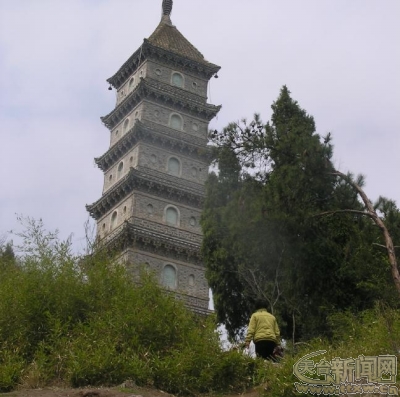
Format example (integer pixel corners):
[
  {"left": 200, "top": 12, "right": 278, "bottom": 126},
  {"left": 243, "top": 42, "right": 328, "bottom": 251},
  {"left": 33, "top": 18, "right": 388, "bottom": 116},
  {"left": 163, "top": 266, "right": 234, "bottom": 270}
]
[
  {"left": 373, "top": 243, "right": 387, "bottom": 249},
  {"left": 313, "top": 209, "right": 374, "bottom": 219}
]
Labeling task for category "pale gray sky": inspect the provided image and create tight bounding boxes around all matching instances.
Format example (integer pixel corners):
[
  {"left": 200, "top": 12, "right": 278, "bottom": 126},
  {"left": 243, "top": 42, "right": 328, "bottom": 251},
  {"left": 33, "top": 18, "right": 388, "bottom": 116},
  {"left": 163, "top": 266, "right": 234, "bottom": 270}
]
[{"left": 1, "top": 0, "right": 399, "bottom": 251}]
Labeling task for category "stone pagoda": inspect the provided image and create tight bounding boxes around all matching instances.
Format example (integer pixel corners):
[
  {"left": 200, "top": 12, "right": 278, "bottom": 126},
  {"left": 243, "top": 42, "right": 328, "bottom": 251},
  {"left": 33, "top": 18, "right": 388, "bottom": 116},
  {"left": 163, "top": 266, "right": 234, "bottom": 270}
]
[{"left": 86, "top": 0, "right": 221, "bottom": 314}]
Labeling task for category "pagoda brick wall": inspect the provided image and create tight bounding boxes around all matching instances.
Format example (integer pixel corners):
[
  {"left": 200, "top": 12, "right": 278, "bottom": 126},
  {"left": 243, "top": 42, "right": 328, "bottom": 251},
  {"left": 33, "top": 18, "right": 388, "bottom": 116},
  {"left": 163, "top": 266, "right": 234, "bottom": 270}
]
[
  {"left": 141, "top": 103, "right": 209, "bottom": 138},
  {"left": 109, "top": 105, "right": 144, "bottom": 146},
  {"left": 97, "top": 196, "right": 134, "bottom": 237},
  {"left": 102, "top": 144, "right": 207, "bottom": 195},
  {"left": 96, "top": 191, "right": 203, "bottom": 241},
  {"left": 124, "top": 249, "right": 209, "bottom": 303},
  {"left": 116, "top": 60, "right": 208, "bottom": 104},
  {"left": 102, "top": 146, "right": 140, "bottom": 193}
]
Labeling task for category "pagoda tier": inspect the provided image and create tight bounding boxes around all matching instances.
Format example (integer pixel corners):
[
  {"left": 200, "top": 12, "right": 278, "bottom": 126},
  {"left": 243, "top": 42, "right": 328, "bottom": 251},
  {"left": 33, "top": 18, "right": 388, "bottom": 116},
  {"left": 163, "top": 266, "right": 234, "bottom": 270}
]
[
  {"left": 86, "top": 166, "right": 205, "bottom": 220},
  {"left": 95, "top": 120, "right": 210, "bottom": 172},
  {"left": 107, "top": 33, "right": 220, "bottom": 90},
  {"left": 101, "top": 77, "right": 221, "bottom": 130},
  {"left": 101, "top": 217, "right": 202, "bottom": 263}
]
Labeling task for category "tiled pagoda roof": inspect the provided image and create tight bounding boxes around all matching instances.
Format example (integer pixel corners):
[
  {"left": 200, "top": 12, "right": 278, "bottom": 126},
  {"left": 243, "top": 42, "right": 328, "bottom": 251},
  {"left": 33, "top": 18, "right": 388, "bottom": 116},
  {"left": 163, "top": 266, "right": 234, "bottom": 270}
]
[
  {"left": 147, "top": 19, "right": 208, "bottom": 65},
  {"left": 107, "top": 18, "right": 220, "bottom": 89}
]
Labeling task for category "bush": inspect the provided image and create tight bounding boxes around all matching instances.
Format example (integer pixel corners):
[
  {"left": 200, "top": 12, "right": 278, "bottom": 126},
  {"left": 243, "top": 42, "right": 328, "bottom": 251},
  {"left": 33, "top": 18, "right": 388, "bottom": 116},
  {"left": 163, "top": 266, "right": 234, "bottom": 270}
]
[
  {"left": 327, "top": 303, "right": 400, "bottom": 356},
  {"left": 0, "top": 347, "right": 25, "bottom": 392},
  {"left": 0, "top": 219, "right": 265, "bottom": 394}
]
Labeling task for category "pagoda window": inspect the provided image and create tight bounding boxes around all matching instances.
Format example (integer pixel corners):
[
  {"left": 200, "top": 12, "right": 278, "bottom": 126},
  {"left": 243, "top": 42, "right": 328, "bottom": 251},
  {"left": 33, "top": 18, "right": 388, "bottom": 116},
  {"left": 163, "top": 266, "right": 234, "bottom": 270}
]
[
  {"left": 110, "top": 211, "right": 118, "bottom": 230},
  {"left": 170, "top": 114, "right": 183, "bottom": 130},
  {"left": 165, "top": 206, "right": 179, "bottom": 226},
  {"left": 117, "top": 161, "right": 124, "bottom": 178},
  {"left": 171, "top": 72, "right": 184, "bottom": 88},
  {"left": 143, "top": 262, "right": 151, "bottom": 273},
  {"left": 162, "top": 264, "right": 177, "bottom": 289},
  {"left": 167, "top": 157, "right": 180, "bottom": 176},
  {"left": 123, "top": 118, "right": 130, "bottom": 132}
]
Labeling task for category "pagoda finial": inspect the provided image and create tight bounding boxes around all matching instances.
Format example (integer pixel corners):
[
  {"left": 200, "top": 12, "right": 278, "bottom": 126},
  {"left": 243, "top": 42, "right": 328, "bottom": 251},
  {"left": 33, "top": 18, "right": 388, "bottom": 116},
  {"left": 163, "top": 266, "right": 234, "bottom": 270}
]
[{"left": 162, "top": 0, "right": 173, "bottom": 17}]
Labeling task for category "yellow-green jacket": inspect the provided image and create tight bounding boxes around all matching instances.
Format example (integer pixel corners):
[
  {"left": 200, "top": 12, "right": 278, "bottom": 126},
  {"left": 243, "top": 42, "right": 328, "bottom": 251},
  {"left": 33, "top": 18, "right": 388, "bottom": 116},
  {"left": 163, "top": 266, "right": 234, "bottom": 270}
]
[{"left": 245, "top": 309, "right": 280, "bottom": 344}]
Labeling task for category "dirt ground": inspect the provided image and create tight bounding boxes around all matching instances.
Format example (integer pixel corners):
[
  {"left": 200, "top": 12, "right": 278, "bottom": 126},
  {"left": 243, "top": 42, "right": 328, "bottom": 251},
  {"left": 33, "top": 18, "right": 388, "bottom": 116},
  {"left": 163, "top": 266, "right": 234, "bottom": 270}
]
[{"left": 0, "top": 385, "right": 262, "bottom": 397}]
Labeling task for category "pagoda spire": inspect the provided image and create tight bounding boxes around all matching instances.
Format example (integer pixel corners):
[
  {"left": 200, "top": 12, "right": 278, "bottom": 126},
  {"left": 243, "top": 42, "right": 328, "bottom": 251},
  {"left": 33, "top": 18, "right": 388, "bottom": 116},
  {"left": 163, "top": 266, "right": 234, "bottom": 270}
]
[{"left": 162, "top": 0, "right": 173, "bottom": 16}]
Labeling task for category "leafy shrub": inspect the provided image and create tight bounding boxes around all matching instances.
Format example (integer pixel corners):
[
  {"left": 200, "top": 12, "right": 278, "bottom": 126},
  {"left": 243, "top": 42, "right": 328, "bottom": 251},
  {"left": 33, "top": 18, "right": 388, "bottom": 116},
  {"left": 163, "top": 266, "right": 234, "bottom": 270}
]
[
  {"left": 0, "top": 219, "right": 267, "bottom": 394},
  {"left": 327, "top": 303, "right": 400, "bottom": 356},
  {"left": 0, "top": 347, "right": 25, "bottom": 392},
  {"left": 152, "top": 346, "right": 258, "bottom": 394},
  {"left": 259, "top": 306, "right": 400, "bottom": 397}
]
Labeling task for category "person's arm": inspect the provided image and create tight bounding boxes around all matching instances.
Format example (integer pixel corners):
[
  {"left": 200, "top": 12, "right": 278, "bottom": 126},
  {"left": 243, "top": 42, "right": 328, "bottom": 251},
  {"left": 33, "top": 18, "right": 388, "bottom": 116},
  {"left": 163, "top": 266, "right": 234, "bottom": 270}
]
[
  {"left": 244, "top": 314, "right": 256, "bottom": 347},
  {"left": 274, "top": 318, "right": 280, "bottom": 344}
]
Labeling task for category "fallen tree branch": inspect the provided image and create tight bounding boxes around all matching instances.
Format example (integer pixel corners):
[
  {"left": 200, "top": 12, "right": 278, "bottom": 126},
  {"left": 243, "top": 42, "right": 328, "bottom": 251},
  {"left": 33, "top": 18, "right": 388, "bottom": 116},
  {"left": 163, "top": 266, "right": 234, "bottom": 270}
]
[{"left": 325, "top": 171, "right": 400, "bottom": 297}]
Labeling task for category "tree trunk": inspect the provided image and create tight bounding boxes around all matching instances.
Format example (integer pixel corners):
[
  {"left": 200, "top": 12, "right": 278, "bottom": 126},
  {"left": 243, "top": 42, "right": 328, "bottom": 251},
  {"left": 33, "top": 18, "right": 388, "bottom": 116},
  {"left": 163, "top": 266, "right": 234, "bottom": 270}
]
[{"left": 333, "top": 171, "right": 400, "bottom": 297}]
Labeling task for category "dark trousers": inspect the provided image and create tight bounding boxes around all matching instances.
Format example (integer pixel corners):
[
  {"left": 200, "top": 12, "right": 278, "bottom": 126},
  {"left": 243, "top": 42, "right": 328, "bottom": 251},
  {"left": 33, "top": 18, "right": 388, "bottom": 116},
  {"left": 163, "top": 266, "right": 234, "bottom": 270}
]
[{"left": 255, "top": 340, "right": 277, "bottom": 360}]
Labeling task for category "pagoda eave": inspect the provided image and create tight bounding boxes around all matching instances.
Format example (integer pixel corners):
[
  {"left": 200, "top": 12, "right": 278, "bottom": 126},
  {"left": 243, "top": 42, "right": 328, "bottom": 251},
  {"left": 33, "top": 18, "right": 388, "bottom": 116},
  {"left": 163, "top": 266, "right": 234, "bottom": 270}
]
[
  {"left": 98, "top": 221, "right": 203, "bottom": 264},
  {"left": 95, "top": 121, "right": 210, "bottom": 172},
  {"left": 101, "top": 78, "right": 221, "bottom": 130},
  {"left": 86, "top": 167, "right": 205, "bottom": 220},
  {"left": 107, "top": 41, "right": 220, "bottom": 89}
]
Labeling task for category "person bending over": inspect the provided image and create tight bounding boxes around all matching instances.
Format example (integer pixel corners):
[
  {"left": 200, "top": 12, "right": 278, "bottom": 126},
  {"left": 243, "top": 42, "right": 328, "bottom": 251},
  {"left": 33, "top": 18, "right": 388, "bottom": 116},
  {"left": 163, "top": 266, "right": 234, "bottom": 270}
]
[{"left": 244, "top": 299, "right": 280, "bottom": 360}]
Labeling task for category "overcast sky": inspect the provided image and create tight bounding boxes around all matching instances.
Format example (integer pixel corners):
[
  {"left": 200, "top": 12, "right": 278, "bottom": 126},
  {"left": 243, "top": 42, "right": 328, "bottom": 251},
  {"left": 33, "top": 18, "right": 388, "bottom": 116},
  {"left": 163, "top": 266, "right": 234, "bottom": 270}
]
[{"left": 1, "top": 0, "right": 399, "bottom": 252}]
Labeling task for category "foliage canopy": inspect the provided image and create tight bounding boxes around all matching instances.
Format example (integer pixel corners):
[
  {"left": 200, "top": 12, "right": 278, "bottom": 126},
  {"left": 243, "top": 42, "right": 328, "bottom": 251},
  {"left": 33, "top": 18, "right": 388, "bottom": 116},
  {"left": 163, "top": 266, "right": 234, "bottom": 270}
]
[{"left": 202, "top": 86, "right": 399, "bottom": 341}]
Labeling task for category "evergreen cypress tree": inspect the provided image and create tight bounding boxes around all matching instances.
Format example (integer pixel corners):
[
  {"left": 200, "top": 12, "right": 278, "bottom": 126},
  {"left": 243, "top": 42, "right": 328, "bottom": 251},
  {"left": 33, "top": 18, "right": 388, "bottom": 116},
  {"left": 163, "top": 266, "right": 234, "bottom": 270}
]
[{"left": 202, "top": 86, "right": 399, "bottom": 341}]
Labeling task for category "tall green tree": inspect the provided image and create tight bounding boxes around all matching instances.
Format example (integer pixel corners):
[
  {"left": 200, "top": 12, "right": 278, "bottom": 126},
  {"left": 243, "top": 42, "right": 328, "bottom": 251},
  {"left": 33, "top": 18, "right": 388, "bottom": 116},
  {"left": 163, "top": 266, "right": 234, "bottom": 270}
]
[{"left": 202, "top": 86, "right": 399, "bottom": 341}]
